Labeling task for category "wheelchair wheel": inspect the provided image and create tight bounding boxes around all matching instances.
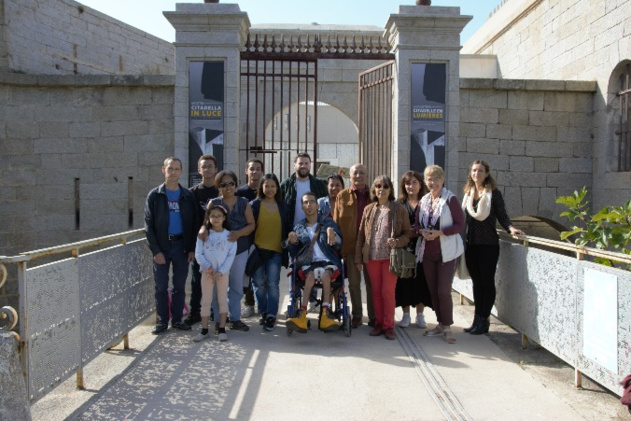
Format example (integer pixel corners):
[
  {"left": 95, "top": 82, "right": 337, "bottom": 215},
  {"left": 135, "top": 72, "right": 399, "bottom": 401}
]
[
  {"left": 286, "top": 326, "right": 293, "bottom": 337},
  {"left": 343, "top": 314, "right": 352, "bottom": 337}
]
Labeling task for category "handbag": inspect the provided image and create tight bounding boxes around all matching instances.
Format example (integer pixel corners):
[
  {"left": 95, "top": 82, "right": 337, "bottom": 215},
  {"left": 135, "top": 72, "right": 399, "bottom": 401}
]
[
  {"left": 456, "top": 254, "right": 470, "bottom": 279},
  {"left": 389, "top": 204, "right": 416, "bottom": 278},
  {"left": 245, "top": 246, "right": 261, "bottom": 277},
  {"left": 295, "top": 226, "right": 320, "bottom": 268}
]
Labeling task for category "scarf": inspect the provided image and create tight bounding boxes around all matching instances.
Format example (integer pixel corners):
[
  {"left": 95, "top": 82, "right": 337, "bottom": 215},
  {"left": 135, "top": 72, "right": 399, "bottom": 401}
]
[
  {"left": 462, "top": 188, "right": 492, "bottom": 221},
  {"left": 415, "top": 188, "right": 452, "bottom": 263}
]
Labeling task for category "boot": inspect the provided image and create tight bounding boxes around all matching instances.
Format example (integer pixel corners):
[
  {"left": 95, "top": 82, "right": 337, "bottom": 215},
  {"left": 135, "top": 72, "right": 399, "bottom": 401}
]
[
  {"left": 464, "top": 315, "right": 481, "bottom": 333},
  {"left": 286, "top": 309, "right": 308, "bottom": 333},
  {"left": 470, "top": 316, "right": 490, "bottom": 335},
  {"left": 319, "top": 307, "right": 340, "bottom": 331}
]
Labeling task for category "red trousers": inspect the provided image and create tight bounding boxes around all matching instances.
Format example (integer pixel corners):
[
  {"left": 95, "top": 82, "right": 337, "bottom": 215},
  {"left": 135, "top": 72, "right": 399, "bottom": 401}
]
[{"left": 365, "top": 259, "right": 398, "bottom": 330}]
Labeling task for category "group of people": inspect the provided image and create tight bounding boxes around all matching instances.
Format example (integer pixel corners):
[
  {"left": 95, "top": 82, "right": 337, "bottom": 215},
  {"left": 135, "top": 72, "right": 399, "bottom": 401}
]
[{"left": 144, "top": 153, "right": 523, "bottom": 344}]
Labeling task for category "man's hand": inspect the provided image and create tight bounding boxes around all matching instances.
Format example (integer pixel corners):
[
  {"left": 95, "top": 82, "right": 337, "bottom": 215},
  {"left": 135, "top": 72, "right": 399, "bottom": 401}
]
[
  {"left": 287, "top": 232, "right": 298, "bottom": 244},
  {"left": 355, "top": 263, "right": 362, "bottom": 273},
  {"left": 187, "top": 252, "right": 195, "bottom": 263},
  {"left": 326, "top": 227, "right": 336, "bottom": 245},
  {"left": 153, "top": 252, "right": 166, "bottom": 265},
  {"left": 213, "top": 272, "right": 223, "bottom": 281},
  {"left": 386, "top": 237, "right": 397, "bottom": 248},
  {"left": 227, "top": 230, "right": 239, "bottom": 242}
]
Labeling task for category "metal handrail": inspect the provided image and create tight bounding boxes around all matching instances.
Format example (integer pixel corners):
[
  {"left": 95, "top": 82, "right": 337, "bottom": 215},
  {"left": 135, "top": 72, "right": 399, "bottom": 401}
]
[
  {"left": 0, "top": 229, "right": 145, "bottom": 264},
  {"left": 497, "top": 230, "right": 631, "bottom": 266}
]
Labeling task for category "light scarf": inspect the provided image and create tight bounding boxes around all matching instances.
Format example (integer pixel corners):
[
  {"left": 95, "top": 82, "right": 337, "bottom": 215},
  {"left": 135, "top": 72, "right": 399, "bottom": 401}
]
[
  {"left": 415, "top": 188, "right": 452, "bottom": 263},
  {"left": 462, "top": 188, "right": 492, "bottom": 221}
]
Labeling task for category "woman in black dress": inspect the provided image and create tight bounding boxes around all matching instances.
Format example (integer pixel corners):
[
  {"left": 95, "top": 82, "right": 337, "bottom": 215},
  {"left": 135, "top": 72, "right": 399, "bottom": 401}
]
[{"left": 395, "top": 171, "right": 432, "bottom": 328}]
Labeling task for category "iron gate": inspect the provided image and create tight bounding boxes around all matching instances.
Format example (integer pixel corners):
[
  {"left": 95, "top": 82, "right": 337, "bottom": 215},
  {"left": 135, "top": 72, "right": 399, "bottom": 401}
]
[
  {"left": 240, "top": 58, "right": 317, "bottom": 181},
  {"left": 241, "top": 33, "right": 394, "bottom": 180},
  {"left": 358, "top": 60, "right": 396, "bottom": 182}
]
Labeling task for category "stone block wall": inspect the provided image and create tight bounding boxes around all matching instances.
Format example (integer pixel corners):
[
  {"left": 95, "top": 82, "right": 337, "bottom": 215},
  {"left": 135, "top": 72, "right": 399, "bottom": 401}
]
[
  {"left": 0, "top": 73, "right": 175, "bottom": 308},
  {"left": 462, "top": 0, "right": 631, "bottom": 213},
  {"left": 1, "top": 0, "right": 175, "bottom": 75},
  {"left": 459, "top": 78, "right": 596, "bottom": 224}
]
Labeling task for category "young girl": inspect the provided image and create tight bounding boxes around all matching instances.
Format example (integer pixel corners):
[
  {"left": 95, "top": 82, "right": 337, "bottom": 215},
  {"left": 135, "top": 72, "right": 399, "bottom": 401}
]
[{"left": 194, "top": 204, "right": 237, "bottom": 342}]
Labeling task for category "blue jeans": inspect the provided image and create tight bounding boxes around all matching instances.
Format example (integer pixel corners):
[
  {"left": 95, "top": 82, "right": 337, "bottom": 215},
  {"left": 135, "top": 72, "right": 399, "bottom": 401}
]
[
  {"left": 252, "top": 252, "right": 282, "bottom": 319},
  {"left": 212, "top": 250, "right": 248, "bottom": 322},
  {"left": 153, "top": 239, "right": 189, "bottom": 326}
]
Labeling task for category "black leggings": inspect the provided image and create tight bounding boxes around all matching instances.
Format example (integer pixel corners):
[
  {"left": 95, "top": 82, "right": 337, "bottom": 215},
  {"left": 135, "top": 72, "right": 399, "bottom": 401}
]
[{"left": 465, "top": 244, "right": 500, "bottom": 318}]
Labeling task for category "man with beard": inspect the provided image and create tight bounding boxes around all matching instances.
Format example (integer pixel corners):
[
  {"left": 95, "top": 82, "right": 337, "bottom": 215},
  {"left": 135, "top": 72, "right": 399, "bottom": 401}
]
[{"left": 280, "top": 153, "right": 328, "bottom": 227}]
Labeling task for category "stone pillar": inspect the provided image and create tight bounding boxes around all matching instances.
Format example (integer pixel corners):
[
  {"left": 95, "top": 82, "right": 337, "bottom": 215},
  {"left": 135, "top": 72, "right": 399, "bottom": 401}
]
[
  {"left": 164, "top": 4, "right": 250, "bottom": 176},
  {"left": 385, "top": 6, "right": 470, "bottom": 192},
  {"left": 0, "top": 0, "right": 9, "bottom": 71},
  {"left": 0, "top": 332, "right": 31, "bottom": 420}
]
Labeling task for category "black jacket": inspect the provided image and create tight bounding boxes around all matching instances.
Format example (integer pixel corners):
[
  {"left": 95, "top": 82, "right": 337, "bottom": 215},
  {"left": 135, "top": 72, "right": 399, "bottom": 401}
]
[{"left": 144, "top": 183, "right": 198, "bottom": 255}]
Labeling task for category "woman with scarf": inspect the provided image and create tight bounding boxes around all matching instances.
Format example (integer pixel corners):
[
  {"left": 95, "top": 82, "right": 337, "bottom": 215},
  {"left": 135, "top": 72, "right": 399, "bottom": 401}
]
[
  {"left": 462, "top": 160, "right": 524, "bottom": 334},
  {"left": 416, "top": 165, "right": 465, "bottom": 344}
]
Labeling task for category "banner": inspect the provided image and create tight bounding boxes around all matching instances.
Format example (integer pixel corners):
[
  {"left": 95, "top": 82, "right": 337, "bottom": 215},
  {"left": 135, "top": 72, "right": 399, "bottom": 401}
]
[
  {"left": 188, "top": 61, "right": 225, "bottom": 186},
  {"left": 410, "top": 63, "right": 446, "bottom": 173}
]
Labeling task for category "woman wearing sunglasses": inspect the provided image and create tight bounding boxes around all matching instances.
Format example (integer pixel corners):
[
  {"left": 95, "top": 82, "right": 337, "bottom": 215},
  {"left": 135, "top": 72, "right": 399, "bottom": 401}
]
[
  {"left": 200, "top": 170, "right": 255, "bottom": 332},
  {"left": 355, "top": 175, "right": 411, "bottom": 340}
]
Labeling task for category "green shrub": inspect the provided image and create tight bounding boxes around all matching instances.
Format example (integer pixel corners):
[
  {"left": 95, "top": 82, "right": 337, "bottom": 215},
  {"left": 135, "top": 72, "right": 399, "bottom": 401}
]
[{"left": 556, "top": 186, "right": 631, "bottom": 269}]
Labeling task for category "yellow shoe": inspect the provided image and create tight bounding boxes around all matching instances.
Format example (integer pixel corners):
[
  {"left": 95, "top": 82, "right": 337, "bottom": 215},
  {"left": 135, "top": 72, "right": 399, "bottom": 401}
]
[
  {"left": 319, "top": 308, "right": 340, "bottom": 331},
  {"left": 286, "top": 310, "right": 308, "bottom": 333}
]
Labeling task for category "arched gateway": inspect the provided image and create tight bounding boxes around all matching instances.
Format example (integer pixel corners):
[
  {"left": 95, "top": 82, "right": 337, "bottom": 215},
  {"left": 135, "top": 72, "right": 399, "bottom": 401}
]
[{"left": 164, "top": 3, "right": 470, "bottom": 189}]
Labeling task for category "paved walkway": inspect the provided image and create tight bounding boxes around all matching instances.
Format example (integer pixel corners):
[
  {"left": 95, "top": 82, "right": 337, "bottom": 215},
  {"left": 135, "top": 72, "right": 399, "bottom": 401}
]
[{"left": 31, "top": 272, "right": 626, "bottom": 420}]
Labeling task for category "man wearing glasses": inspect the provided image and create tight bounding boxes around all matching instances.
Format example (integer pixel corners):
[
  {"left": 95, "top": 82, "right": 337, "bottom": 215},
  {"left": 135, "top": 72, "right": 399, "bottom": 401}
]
[
  {"left": 145, "top": 157, "right": 198, "bottom": 334},
  {"left": 184, "top": 154, "right": 219, "bottom": 327}
]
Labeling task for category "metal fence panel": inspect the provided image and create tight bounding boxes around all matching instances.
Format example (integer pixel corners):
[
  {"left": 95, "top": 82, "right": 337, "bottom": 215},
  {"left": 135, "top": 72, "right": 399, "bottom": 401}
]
[
  {"left": 453, "top": 240, "right": 631, "bottom": 396},
  {"left": 80, "top": 240, "right": 154, "bottom": 365},
  {"left": 26, "top": 258, "right": 81, "bottom": 401},
  {"left": 23, "top": 239, "right": 154, "bottom": 402}
]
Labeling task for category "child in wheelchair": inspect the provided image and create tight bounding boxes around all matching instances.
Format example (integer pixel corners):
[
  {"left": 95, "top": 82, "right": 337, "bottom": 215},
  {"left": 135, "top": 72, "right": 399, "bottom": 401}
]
[{"left": 283, "top": 192, "right": 343, "bottom": 333}]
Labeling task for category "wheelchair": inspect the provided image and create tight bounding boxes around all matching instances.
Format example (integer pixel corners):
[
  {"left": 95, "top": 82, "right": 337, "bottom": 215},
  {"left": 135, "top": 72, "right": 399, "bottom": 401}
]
[{"left": 285, "top": 258, "right": 351, "bottom": 337}]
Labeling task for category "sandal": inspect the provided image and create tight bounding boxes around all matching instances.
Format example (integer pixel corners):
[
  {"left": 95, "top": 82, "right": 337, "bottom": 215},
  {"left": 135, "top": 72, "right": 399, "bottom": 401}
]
[
  {"left": 423, "top": 325, "right": 443, "bottom": 336},
  {"left": 443, "top": 328, "right": 456, "bottom": 344}
]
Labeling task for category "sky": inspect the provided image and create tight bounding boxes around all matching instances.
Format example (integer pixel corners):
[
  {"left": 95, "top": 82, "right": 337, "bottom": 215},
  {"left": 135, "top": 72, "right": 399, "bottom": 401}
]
[{"left": 77, "top": 0, "right": 501, "bottom": 44}]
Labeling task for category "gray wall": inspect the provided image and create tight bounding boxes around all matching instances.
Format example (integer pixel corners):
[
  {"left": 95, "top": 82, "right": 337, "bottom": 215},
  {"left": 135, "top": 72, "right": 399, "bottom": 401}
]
[
  {"left": 458, "top": 78, "right": 596, "bottom": 225},
  {"left": 0, "top": 0, "right": 174, "bottom": 75},
  {"left": 0, "top": 74, "right": 174, "bottom": 309},
  {"left": 462, "top": 0, "right": 631, "bottom": 212}
]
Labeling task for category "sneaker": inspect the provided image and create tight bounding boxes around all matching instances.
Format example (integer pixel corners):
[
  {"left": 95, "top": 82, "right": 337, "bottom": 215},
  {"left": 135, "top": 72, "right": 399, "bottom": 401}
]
[
  {"left": 218, "top": 332, "right": 228, "bottom": 342},
  {"left": 259, "top": 313, "right": 267, "bottom": 325},
  {"left": 286, "top": 310, "right": 308, "bottom": 333},
  {"left": 151, "top": 324, "right": 168, "bottom": 334},
  {"left": 193, "top": 332, "right": 209, "bottom": 342},
  {"left": 416, "top": 313, "right": 427, "bottom": 329},
  {"left": 319, "top": 308, "right": 340, "bottom": 331},
  {"left": 184, "top": 313, "right": 201, "bottom": 326},
  {"left": 241, "top": 305, "right": 255, "bottom": 318},
  {"left": 264, "top": 317, "right": 276, "bottom": 331},
  {"left": 399, "top": 313, "right": 411, "bottom": 328},
  {"left": 230, "top": 320, "right": 250, "bottom": 331},
  {"left": 172, "top": 321, "right": 191, "bottom": 331}
]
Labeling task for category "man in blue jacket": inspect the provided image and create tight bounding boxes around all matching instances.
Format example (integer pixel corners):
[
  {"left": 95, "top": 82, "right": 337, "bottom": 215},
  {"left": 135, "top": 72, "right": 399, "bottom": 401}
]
[{"left": 144, "top": 157, "right": 198, "bottom": 334}]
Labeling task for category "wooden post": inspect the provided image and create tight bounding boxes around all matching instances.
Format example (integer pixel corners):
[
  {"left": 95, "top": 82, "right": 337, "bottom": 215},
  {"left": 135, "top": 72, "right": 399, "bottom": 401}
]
[
  {"left": 76, "top": 370, "right": 85, "bottom": 390},
  {"left": 123, "top": 333, "right": 129, "bottom": 349},
  {"left": 575, "top": 368, "right": 583, "bottom": 388},
  {"left": 521, "top": 333, "right": 528, "bottom": 349}
]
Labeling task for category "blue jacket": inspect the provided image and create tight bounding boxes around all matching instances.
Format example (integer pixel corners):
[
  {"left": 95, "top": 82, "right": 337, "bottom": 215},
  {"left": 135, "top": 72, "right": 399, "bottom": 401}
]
[
  {"left": 144, "top": 183, "right": 198, "bottom": 255},
  {"left": 283, "top": 215, "right": 343, "bottom": 269}
]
